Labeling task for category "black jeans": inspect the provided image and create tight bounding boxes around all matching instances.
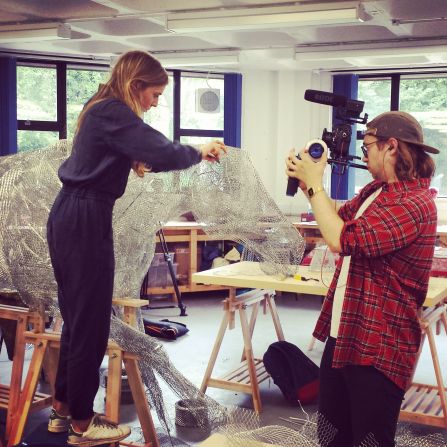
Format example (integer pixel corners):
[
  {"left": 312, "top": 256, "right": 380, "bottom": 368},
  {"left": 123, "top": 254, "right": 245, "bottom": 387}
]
[
  {"left": 318, "top": 337, "right": 404, "bottom": 447},
  {"left": 47, "top": 187, "right": 115, "bottom": 420}
]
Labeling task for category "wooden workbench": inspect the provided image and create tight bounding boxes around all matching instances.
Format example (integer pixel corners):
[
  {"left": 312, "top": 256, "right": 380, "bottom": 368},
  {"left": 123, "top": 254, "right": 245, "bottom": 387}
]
[
  {"left": 193, "top": 261, "right": 447, "bottom": 423},
  {"left": 144, "top": 222, "right": 232, "bottom": 297}
]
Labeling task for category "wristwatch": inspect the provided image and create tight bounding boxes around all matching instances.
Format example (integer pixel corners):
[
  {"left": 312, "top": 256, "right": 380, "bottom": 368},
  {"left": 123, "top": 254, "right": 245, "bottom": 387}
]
[{"left": 307, "top": 185, "right": 324, "bottom": 199}]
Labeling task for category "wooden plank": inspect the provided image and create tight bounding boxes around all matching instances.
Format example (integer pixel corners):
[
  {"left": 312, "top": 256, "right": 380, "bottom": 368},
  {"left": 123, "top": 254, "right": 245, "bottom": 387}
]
[
  {"left": 407, "top": 389, "right": 427, "bottom": 413},
  {"left": 417, "top": 389, "right": 439, "bottom": 414},
  {"left": 112, "top": 299, "right": 149, "bottom": 308},
  {"left": 239, "top": 361, "right": 266, "bottom": 385},
  {"left": 206, "top": 378, "right": 252, "bottom": 394},
  {"left": 105, "top": 348, "right": 123, "bottom": 423},
  {"left": 425, "top": 326, "right": 447, "bottom": 423},
  {"left": 7, "top": 315, "right": 27, "bottom": 437},
  {"left": 124, "top": 357, "right": 159, "bottom": 447},
  {"left": 266, "top": 293, "right": 285, "bottom": 341},
  {"left": 146, "top": 284, "right": 229, "bottom": 295},
  {"left": 7, "top": 339, "right": 48, "bottom": 447},
  {"left": 200, "top": 311, "right": 229, "bottom": 394},
  {"left": 239, "top": 305, "right": 261, "bottom": 412}
]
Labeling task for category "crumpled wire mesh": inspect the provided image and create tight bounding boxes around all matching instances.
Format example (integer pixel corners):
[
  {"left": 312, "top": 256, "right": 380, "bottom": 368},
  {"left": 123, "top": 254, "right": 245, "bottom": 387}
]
[
  {"left": 395, "top": 423, "right": 447, "bottom": 447},
  {"left": 219, "top": 412, "right": 337, "bottom": 447},
  {"left": 0, "top": 141, "right": 305, "bottom": 437},
  {"left": 358, "top": 427, "right": 447, "bottom": 447}
]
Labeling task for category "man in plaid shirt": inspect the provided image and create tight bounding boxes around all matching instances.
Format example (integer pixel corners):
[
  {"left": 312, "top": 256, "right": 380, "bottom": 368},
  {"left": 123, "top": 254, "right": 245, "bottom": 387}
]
[{"left": 286, "top": 111, "right": 439, "bottom": 447}]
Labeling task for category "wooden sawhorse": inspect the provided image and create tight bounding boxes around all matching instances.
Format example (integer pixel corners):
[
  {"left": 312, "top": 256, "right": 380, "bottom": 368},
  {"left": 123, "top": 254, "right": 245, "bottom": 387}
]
[
  {"left": 200, "top": 288, "right": 284, "bottom": 413},
  {"left": 6, "top": 299, "right": 160, "bottom": 447},
  {"left": 400, "top": 304, "right": 447, "bottom": 427},
  {"left": 0, "top": 303, "right": 52, "bottom": 446}
]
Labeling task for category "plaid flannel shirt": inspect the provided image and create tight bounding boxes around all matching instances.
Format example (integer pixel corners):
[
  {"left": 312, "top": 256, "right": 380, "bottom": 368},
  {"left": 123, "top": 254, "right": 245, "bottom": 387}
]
[{"left": 313, "top": 178, "right": 437, "bottom": 390}]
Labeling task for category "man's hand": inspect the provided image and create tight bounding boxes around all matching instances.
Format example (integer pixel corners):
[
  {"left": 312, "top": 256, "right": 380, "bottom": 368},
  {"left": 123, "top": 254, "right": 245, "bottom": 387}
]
[{"left": 285, "top": 148, "right": 327, "bottom": 189}]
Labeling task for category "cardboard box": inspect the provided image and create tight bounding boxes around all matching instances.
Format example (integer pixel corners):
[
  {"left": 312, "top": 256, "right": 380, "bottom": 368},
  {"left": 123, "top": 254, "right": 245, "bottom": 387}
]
[{"left": 147, "top": 262, "right": 178, "bottom": 288}]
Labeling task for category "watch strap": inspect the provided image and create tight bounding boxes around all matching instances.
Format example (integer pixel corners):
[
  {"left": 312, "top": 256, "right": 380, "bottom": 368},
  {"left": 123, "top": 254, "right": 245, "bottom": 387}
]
[{"left": 308, "top": 186, "right": 324, "bottom": 198}]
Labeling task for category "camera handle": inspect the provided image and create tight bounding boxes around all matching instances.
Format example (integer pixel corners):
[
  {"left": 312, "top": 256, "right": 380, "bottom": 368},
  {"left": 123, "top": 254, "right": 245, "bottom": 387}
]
[{"left": 286, "top": 140, "right": 327, "bottom": 197}]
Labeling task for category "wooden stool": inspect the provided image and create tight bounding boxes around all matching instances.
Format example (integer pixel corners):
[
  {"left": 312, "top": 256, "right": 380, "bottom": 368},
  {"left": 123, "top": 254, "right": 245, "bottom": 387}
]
[
  {"left": 200, "top": 288, "right": 284, "bottom": 413},
  {"left": 0, "top": 303, "right": 52, "bottom": 444},
  {"left": 6, "top": 299, "right": 160, "bottom": 447},
  {"left": 400, "top": 304, "right": 447, "bottom": 427}
]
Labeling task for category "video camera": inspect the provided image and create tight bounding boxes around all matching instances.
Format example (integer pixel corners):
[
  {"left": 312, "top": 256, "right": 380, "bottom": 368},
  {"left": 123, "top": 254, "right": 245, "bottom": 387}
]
[{"left": 286, "top": 89, "right": 368, "bottom": 197}]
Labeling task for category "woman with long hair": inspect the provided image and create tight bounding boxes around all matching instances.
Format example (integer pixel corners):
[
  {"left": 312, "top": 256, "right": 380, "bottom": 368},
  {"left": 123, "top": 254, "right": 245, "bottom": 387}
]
[{"left": 46, "top": 50, "right": 226, "bottom": 446}]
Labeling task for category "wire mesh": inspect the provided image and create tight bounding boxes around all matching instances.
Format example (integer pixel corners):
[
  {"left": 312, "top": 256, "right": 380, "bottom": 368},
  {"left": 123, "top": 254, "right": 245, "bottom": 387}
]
[{"left": 0, "top": 140, "right": 305, "bottom": 435}]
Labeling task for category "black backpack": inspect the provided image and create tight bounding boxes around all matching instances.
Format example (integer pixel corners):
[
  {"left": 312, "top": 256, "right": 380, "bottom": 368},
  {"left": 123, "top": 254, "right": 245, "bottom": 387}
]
[
  {"left": 143, "top": 318, "right": 189, "bottom": 340},
  {"left": 263, "top": 340, "right": 320, "bottom": 405}
]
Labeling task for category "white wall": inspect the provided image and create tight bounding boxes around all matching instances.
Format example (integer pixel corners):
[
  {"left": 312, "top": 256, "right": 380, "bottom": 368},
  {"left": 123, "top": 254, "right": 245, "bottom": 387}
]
[{"left": 240, "top": 69, "right": 332, "bottom": 218}]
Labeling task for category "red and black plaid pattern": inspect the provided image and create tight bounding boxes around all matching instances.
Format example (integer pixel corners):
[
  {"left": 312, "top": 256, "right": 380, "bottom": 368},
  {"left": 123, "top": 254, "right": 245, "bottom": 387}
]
[{"left": 313, "top": 178, "right": 437, "bottom": 390}]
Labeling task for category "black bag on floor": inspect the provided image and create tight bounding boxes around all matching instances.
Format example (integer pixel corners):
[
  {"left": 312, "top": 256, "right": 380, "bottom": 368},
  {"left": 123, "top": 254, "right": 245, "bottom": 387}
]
[
  {"left": 143, "top": 318, "right": 189, "bottom": 340},
  {"left": 263, "top": 340, "right": 319, "bottom": 404}
]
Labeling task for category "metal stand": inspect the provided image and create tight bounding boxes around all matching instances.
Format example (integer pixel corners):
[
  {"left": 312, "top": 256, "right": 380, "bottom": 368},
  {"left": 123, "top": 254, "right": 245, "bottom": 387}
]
[{"left": 141, "top": 227, "right": 187, "bottom": 317}]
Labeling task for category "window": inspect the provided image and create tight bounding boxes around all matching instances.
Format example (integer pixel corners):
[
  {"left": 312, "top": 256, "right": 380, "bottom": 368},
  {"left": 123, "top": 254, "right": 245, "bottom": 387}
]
[
  {"left": 399, "top": 76, "right": 447, "bottom": 196},
  {"left": 16, "top": 63, "right": 59, "bottom": 152},
  {"left": 180, "top": 73, "right": 224, "bottom": 131},
  {"left": 66, "top": 67, "right": 109, "bottom": 139},
  {"left": 14, "top": 62, "right": 232, "bottom": 156},
  {"left": 17, "top": 131, "right": 59, "bottom": 152},
  {"left": 355, "top": 78, "right": 392, "bottom": 192},
  {"left": 177, "top": 72, "right": 224, "bottom": 144},
  {"left": 17, "top": 65, "right": 57, "bottom": 121},
  {"left": 356, "top": 74, "right": 447, "bottom": 196},
  {"left": 180, "top": 136, "right": 216, "bottom": 145}
]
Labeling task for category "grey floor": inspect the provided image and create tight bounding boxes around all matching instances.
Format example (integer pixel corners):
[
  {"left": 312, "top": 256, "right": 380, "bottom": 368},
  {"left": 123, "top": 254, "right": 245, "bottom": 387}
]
[{"left": 2, "top": 290, "right": 447, "bottom": 445}]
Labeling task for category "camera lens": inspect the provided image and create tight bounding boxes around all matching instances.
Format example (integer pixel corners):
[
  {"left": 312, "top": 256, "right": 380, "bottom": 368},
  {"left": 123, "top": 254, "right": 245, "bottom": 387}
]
[{"left": 308, "top": 142, "right": 325, "bottom": 159}]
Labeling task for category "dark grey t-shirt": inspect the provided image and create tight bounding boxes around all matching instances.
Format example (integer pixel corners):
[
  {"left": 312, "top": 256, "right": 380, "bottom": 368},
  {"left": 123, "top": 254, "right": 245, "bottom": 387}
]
[{"left": 59, "top": 97, "right": 201, "bottom": 199}]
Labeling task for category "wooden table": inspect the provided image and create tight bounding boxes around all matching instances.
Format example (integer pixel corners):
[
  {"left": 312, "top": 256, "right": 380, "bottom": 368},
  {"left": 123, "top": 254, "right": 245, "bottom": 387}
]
[{"left": 193, "top": 261, "right": 447, "bottom": 423}]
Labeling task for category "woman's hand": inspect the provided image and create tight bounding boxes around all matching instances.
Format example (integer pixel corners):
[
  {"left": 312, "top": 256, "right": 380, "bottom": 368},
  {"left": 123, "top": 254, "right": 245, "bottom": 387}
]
[
  {"left": 285, "top": 147, "right": 327, "bottom": 189},
  {"left": 199, "top": 140, "right": 227, "bottom": 163},
  {"left": 132, "top": 160, "right": 151, "bottom": 177}
]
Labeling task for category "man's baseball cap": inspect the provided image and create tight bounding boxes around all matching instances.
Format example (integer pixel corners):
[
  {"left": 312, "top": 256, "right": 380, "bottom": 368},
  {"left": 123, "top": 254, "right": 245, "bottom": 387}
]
[{"left": 365, "top": 111, "right": 439, "bottom": 154}]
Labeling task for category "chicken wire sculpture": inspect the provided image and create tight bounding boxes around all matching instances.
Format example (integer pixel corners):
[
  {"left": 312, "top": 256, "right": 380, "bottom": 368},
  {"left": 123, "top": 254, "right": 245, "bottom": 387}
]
[{"left": 0, "top": 141, "right": 304, "bottom": 434}]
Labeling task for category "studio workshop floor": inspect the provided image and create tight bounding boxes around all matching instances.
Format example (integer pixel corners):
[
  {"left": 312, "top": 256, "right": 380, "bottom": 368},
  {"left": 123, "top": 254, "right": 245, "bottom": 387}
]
[{"left": 2, "top": 290, "right": 447, "bottom": 446}]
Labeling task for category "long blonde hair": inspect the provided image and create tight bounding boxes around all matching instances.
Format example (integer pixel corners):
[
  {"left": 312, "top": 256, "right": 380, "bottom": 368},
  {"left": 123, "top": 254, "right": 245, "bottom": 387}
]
[{"left": 76, "top": 50, "right": 168, "bottom": 134}]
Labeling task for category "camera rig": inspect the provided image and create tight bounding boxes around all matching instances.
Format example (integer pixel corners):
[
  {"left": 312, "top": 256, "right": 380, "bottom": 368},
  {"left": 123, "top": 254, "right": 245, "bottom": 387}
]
[
  {"left": 304, "top": 89, "right": 368, "bottom": 172},
  {"left": 286, "top": 89, "right": 369, "bottom": 197}
]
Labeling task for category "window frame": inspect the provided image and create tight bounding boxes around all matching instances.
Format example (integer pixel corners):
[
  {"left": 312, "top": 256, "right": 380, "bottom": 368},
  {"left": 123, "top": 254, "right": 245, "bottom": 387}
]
[
  {"left": 172, "top": 69, "right": 224, "bottom": 142},
  {"left": 356, "top": 70, "right": 447, "bottom": 197},
  {"left": 17, "top": 60, "right": 67, "bottom": 138},
  {"left": 16, "top": 59, "right": 226, "bottom": 149}
]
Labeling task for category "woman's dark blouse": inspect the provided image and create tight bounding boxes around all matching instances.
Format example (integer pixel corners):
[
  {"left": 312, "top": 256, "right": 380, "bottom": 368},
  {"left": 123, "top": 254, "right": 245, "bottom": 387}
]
[{"left": 59, "top": 98, "right": 202, "bottom": 199}]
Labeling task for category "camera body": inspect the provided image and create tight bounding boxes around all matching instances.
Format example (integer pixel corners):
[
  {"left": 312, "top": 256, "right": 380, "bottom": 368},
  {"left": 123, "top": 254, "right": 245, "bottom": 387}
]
[
  {"left": 321, "top": 123, "right": 352, "bottom": 161},
  {"left": 305, "top": 90, "right": 368, "bottom": 163}
]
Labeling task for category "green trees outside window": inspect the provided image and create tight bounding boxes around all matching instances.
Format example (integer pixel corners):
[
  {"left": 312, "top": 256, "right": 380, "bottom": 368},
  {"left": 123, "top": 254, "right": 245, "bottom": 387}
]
[{"left": 357, "top": 76, "right": 447, "bottom": 196}]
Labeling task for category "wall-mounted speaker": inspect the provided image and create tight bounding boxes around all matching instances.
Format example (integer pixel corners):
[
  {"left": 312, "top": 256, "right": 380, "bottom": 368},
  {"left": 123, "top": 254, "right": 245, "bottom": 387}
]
[{"left": 195, "top": 88, "right": 220, "bottom": 113}]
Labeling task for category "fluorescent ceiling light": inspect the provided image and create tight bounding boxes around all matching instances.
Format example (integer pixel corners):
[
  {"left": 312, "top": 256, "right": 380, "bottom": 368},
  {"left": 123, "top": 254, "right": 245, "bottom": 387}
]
[
  {"left": 0, "top": 24, "right": 72, "bottom": 44},
  {"left": 155, "top": 54, "right": 239, "bottom": 68},
  {"left": 167, "top": 3, "right": 364, "bottom": 33}
]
